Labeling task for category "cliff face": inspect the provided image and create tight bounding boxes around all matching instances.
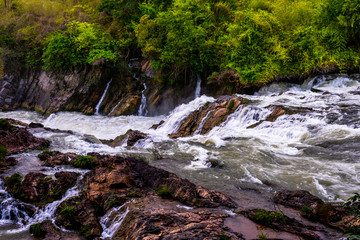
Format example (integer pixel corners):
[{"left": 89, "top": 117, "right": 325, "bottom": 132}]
[
  {"left": 0, "top": 63, "right": 144, "bottom": 115},
  {"left": 0, "top": 58, "right": 208, "bottom": 116}
]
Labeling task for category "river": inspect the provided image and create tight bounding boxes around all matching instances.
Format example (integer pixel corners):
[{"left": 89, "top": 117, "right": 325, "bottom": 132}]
[{"left": 0, "top": 74, "right": 359, "bottom": 238}]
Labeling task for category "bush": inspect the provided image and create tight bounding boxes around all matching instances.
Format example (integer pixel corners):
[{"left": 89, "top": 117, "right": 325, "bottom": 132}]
[
  {"left": 73, "top": 155, "right": 96, "bottom": 169},
  {"left": 29, "top": 223, "right": 45, "bottom": 237},
  {"left": 156, "top": 184, "right": 174, "bottom": 199},
  {"left": 42, "top": 21, "right": 119, "bottom": 71}
]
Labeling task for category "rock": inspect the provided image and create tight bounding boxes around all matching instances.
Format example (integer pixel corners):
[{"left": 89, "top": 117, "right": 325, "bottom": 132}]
[
  {"left": 33, "top": 220, "right": 84, "bottom": 240},
  {"left": 0, "top": 119, "right": 50, "bottom": 154},
  {"left": 111, "top": 129, "right": 148, "bottom": 147},
  {"left": 274, "top": 190, "right": 359, "bottom": 233},
  {"left": 29, "top": 122, "right": 44, "bottom": 128},
  {"left": 55, "top": 196, "right": 103, "bottom": 238},
  {"left": 19, "top": 171, "right": 79, "bottom": 205},
  {"left": 265, "top": 106, "right": 286, "bottom": 122},
  {"left": 242, "top": 208, "right": 323, "bottom": 240},
  {"left": 169, "top": 96, "right": 247, "bottom": 138},
  {"left": 0, "top": 157, "right": 17, "bottom": 173},
  {"left": 39, "top": 151, "right": 78, "bottom": 167},
  {"left": 150, "top": 120, "right": 164, "bottom": 130},
  {"left": 115, "top": 198, "right": 243, "bottom": 240},
  {"left": 274, "top": 190, "right": 324, "bottom": 210}
]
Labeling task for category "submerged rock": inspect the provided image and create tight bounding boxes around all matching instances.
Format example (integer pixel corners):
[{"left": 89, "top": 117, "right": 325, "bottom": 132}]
[
  {"left": 110, "top": 129, "right": 148, "bottom": 147},
  {"left": 169, "top": 96, "right": 247, "bottom": 138}
]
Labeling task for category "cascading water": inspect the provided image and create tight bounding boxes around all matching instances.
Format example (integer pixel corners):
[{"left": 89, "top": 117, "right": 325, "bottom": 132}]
[
  {"left": 1, "top": 74, "right": 360, "bottom": 238},
  {"left": 137, "top": 83, "right": 148, "bottom": 116},
  {"left": 195, "top": 74, "right": 202, "bottom": 98},
  {"left": 95, "top": 79, "right": 112, "bottom": 115},
  {"left": 99, "top": 201, "right": 132, "bottom": 239}
]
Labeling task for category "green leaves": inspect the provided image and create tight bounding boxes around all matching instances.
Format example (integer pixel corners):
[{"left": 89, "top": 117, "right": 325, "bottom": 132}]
[{"left": 42, "top": 21, "right": 119, "bottom": 71}]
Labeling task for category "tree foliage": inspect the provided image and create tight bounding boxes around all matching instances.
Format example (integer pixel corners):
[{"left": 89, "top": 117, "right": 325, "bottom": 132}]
[{"left": 0, "top": 0, "right": 360, "bottom": 86}]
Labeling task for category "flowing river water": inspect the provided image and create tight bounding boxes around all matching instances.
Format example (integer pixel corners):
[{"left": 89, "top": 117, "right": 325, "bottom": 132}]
[{"left": 0, "top": 74, "right": 360, "bottom": 238}]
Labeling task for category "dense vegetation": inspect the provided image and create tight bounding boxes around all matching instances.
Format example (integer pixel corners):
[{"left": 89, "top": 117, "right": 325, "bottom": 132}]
[{"left": 0, "top": 0, "right": 359, "bottom": 87}]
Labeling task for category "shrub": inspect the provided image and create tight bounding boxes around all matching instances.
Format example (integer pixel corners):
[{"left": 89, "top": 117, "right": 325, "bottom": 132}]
[
  {"left": 73, "top": 155, "right": 96, "bottom": 169},
  {"left": 29, "top": 223, "right": 45, "bottom": 237},
  {"left": 156, "top": 184, "right": 174, "bottom": 199}
]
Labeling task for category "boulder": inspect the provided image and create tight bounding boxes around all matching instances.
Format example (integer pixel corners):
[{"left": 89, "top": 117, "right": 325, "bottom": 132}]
[
  {"left": 274, "top": 190, "right": 324, "bottom": 209},
  {"left": 169, "top": 96, "right": 247, "bottom": 138},
  {"left": 110, "top": 129, "right": 148, "bottom": 147}
]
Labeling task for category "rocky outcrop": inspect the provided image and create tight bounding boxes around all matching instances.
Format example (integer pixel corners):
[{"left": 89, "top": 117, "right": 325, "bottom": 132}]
[
  {"left": 31, "top": 220, "right": 84, "bottom": 240},
  {"left": 115, "top": 198, "right": 243, "bottom": 240},
  {"left": 55, "top": 196, "right": 103, "bottom": 238},
  {"left": 110, "top": 129, "right": 148, "bottom": 147},
  {"left": 6, "top": 171, "right": 79, "bottom": 206},
  {"left": 169, "top": 96, "right": 247, "bottom": 138},
  {"left": 274, "top": 190, "right": 359, "bottom": 234},
  {"left": 242, "top": 208, "right": 322, "bottom": 240},
  {"left": 0, "top": 119, "right": 50, "bottom": 154}
]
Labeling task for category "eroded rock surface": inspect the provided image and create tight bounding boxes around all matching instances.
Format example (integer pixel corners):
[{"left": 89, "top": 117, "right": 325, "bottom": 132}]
[{"left": 169, "top": 96, "right": 247, "bottom": 138}]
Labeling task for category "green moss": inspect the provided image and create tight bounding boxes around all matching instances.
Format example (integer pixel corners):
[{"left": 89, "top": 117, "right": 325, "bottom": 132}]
[
  {"left": 29, "top": 223, "right": 45, "bottom": 237},
  {"left": 38, "top": 150, "right": 55, "bottom": 161},
  {"left": 80, "top": 226, "right": 92, "bottom": 239},
  {"left": 0, "top": 145, "right": 7, "bottom": 160},
  {"left": 60, "top": 205, "right": 76, "bottom": 220},
  {"left": 257, "top": 232, "right": 268, "bottom": 240},
  {"left": 300, "top": 206, "right": 315, "bottom": 220},
  {"left": 156, "top": 184, "right": 174, "bottom": 199},
  {"left": 4, "top": 173, "right": 23, "bottom": 198},
  {"left": 227, "top": 99, "right": 235, "bottom": 112},
  {"left": 0, "top": 119, "right": 11, "bottom": 131},
  {"left": 252, "top": 209, "right": 286, "bottom": 228},
  {"left": 218, "top": 233, "right": 230, "bottom": 240},
  {"left": 73, "top": 155, "right": 96, "bottom": 169},
  {"left": 127, "top": 190, "right": 141, "bottom": 198}
]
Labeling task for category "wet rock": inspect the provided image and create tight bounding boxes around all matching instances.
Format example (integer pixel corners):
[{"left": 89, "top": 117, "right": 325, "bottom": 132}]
[
  {"left": 150, "top": 120, "right": 164, "bottom": 130},
  {"left": 39, "top": 151, "right": 79, "bottom": 167},
  {"left": 17, "top": 171, "right": 78, "bottom": 205},
  {"left": 274, "top": 190, "right": 324, "bottom": 209},
  {"left": 242, "top": 208, "right": 323, "bottom": 240},
  {"left": 33, "top": 220, "right": 84, "bottom": 240},
  {"left": 55, "top": 196, "right": 103, "bottom": 238},
  {"left": 0, "top": 157, "right": 17, "bottom": 173},
  {"left": 110, "top": 129, "right": 148, "bottom": 147},
  {"left": 0, "top": 119, "right": 50, "bottom": 154},
  {"left": 169, "top": 96, "right": 247, "bottom": 138},
  {"left": 265, "top": 106, "right": 286, "bottom": 122},
  {"left": 115, "top": 198, "right": 243, "bottom": 240},
  {"left": 29, "top": 122, "right": 44, "bottom": 128},
  {"left": 274, "top": 190, "right": 359, "bottom": 233}
]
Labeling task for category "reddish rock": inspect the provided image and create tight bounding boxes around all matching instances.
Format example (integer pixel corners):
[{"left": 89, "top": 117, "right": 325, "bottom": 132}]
[
  {"left": 274, "top": 190, "right": 324, "bottom": 209},
  {"left": 20, "top": 171, "right": 78, "bottom": 205},
  {"left": 40, "top": 151, "right": 78, "bottom": 167},
  {"left": 266, "top": 106, "right": 286, "bottom": 122},
  {"left": 169, "top": 96, "right": 247, "bottom": 138},
  {"left": 33, "top": 220, "right": 84, "bottom": 240},
  {"left": 0, "top": 119, "right": 50, "bottom": 154}
]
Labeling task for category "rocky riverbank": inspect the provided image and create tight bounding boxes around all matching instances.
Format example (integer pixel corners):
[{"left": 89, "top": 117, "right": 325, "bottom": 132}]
[{"left": 0, "top": 118, "right": 358, "bottom": 239}]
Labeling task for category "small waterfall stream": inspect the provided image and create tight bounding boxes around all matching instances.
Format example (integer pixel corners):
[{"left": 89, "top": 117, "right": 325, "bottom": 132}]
[
  {"left": 138, "top": 83, "right": 148, "bottom": 116},
  {"left": 95, "top": 79, "right": 112, "bottom": 115},
  {"left": 195, "top": 74, "right": 202, "bottom": 98}
]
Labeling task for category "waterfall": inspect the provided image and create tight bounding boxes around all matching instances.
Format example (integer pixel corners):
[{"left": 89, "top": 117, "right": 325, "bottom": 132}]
[
  {"left": 95, "top": 79, "right": 112, "bottom": 115},
  {"left": 195, "top": 74, "right": 202, "bottom": 98},
  {"left": 100, "top": 201, "right": 132, "bottom": 239},
  {"left": 138, "top": 83, "right": 148, "bottom": 116}
]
